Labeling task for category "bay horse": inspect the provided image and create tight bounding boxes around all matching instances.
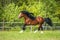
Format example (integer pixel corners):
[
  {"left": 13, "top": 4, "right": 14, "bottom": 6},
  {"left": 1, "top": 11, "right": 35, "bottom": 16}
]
[{"left": 18, "top": 10, "right": 53, "bottom": 33}]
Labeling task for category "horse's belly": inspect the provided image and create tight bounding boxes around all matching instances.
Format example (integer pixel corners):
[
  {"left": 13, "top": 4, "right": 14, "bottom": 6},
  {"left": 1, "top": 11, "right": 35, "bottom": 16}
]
[{"left": 26, "top": 20, "right": 38, "bottom": 25}]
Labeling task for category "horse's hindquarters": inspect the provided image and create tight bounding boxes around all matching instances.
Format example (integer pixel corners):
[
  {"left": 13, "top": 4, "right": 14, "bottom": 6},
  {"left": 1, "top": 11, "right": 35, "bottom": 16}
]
[{"left": 36, "top": 17, "right": 44, "bottom": 24}]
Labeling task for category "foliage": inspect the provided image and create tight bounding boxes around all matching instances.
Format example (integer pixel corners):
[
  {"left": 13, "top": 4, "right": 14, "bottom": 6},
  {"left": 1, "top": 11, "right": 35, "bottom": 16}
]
[
  {"left": 3, "top": 3, "right": 20, "bottom": 22},
  {"left": 0, "top": 0, "right": 60, "bottom": 23}
]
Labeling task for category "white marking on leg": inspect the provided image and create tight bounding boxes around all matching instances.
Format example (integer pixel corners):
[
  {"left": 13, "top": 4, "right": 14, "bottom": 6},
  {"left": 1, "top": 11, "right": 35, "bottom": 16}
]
[
  {"left": 19, "top": 30, "right": 23, "bottom": 33},
  {"left": 34, "top": 30, "right": 38, "bottom": 33},
  {"left": 41, "top": 31, "right": 44, "bottom": 34}
]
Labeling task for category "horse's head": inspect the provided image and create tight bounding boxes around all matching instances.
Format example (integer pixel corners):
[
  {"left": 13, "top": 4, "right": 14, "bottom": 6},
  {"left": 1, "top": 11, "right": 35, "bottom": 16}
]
[
  {"left": 18, "top": 10, "right": 35, "bottom": 20},
  {"left": 18, "top": 12, "right": 24, "bottom": 19},
  {"left": 18, "top": 10, "right": 29, "bottom": 19}
]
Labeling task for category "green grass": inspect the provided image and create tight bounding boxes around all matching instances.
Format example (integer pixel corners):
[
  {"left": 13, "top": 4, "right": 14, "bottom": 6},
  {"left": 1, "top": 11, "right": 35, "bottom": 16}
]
[{"left": 0, "top": 30, "right": 60, "bottom": 40}]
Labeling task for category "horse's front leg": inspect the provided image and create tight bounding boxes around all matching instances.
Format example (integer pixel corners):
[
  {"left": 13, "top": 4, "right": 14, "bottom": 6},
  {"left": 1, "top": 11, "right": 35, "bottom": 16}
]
[
  {"left": 19, "top": 24, "right": 26, "bottom": 33},
  {"left": 22, "top": 24, "right": 26, "bottom": 31}
]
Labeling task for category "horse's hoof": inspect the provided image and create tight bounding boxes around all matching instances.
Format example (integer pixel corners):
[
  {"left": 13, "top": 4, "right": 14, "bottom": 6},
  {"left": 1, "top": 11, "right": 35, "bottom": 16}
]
[
  {"left": 41, "top": 31, "right": 44, "bottom": 34},
  {"left": 19, "top": 30, "right": 23, "bottom": 33},
  {"left": 34, "top": 30, "right": 38, "bottom": 33}
]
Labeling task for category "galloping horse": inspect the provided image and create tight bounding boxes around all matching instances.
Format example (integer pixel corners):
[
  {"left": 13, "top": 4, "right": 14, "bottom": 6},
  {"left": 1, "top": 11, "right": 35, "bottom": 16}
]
[{"left": 18, "top": 10, "right": 53, "bottom": 33}]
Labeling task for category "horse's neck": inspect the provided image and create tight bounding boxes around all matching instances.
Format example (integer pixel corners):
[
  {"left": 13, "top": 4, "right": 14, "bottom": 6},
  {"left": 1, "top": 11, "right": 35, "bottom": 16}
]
[{"left": 23, "top": 15, "right": 29, "bottom": 20}]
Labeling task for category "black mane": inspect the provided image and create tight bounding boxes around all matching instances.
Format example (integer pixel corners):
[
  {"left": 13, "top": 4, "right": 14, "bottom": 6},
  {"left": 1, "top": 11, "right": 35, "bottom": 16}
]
[{"left": 20, "top": 10, "right": 36, "bottom": 20}]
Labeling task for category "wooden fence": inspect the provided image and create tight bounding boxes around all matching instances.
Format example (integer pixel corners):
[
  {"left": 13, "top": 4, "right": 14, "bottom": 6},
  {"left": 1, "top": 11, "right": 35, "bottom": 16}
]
[{"left": 0, "top": 22, "right": 60, "bottom": 31}]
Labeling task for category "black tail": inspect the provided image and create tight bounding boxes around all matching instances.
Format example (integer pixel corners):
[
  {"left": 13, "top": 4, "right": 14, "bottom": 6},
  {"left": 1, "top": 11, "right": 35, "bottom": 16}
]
[{"left": 44, "top": 18, "right": 53, "bottom": 26}]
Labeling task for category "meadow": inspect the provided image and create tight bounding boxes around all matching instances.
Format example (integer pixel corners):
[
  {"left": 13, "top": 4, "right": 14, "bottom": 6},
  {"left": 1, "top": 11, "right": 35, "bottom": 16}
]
[{"left": 0, "top": 30, "right": 60, "bottom": 40}]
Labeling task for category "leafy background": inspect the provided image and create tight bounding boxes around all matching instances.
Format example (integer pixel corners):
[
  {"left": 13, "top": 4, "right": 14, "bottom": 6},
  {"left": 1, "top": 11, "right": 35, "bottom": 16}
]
[{"left": 0, "top": 0, "right": 60, "bottom": 22}]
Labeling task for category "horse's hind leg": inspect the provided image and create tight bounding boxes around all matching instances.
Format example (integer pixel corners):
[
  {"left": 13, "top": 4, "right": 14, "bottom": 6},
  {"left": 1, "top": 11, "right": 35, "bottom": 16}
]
[
  {"left": 34, "top": 24, "right": 43, "bottom": 33},
  {"left": 38, "top": 24, "right": 43, "bottom": 31},
  {"left": 38, "top": 24, "right": 44, "bottom": 33}
]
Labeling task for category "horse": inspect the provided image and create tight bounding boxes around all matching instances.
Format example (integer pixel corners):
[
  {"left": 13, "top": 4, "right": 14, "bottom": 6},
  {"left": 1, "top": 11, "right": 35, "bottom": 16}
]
[{"left": 18, "top": 10, "right": 53, "bottom": 33}]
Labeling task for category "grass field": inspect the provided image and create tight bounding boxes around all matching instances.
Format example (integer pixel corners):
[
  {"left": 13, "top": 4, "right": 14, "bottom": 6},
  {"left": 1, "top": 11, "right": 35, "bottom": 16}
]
[{"left": 0, "top": 30, "right": 60, "bottom": 40}]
